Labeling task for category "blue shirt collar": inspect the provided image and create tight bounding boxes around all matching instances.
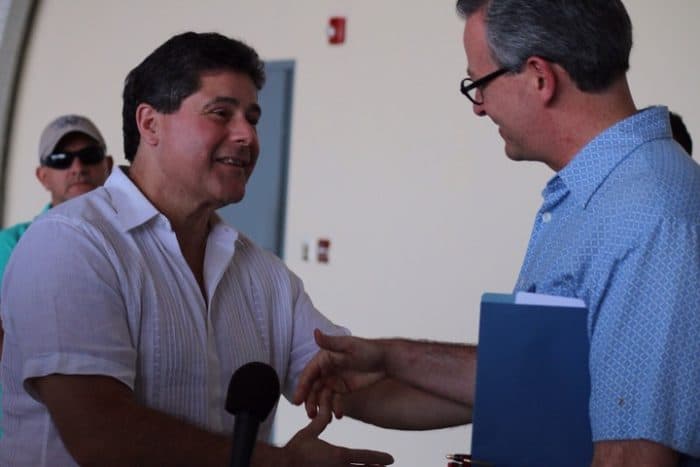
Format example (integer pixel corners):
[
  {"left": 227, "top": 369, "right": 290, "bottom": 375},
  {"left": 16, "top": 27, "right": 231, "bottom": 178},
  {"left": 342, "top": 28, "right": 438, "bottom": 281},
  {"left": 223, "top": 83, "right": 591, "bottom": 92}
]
[{"left": 554, "top": 106, "right": 671, "bottom": 209}]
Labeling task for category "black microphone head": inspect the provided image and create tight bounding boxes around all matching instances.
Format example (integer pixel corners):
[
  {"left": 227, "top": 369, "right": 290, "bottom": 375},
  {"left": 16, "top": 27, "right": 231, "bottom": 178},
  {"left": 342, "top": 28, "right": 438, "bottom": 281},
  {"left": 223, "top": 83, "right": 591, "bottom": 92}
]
[{"left": 225, "top": 362, "right": 280, "bottom": 422}]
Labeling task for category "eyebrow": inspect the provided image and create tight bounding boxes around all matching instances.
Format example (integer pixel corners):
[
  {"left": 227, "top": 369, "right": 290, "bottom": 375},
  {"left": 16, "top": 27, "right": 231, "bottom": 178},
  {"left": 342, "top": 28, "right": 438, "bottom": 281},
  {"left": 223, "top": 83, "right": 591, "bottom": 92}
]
[{"left": 205, "top": 96, "right": 261, "bottom": 115}]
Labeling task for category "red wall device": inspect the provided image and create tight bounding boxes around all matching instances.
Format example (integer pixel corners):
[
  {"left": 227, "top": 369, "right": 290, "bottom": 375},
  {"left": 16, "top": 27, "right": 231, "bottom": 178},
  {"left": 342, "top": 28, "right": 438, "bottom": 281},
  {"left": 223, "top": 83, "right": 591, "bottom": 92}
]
[{"left": 328, "top": 17, "right": 346, "bottom": 44}]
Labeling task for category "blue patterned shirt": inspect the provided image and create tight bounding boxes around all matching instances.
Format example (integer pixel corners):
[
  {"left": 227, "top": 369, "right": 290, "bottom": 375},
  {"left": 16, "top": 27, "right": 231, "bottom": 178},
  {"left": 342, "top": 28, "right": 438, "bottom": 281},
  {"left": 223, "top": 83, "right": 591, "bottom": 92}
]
[{"left": 515, "top": 106, "right": 700, "bottom": 461}]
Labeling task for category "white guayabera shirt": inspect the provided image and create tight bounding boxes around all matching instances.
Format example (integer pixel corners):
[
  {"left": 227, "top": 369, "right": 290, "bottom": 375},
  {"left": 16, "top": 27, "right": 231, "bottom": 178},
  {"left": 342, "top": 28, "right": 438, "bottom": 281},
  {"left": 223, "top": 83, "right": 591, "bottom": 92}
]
[{"left": 0, "top": 167, "right": 347, "bottom": 466}]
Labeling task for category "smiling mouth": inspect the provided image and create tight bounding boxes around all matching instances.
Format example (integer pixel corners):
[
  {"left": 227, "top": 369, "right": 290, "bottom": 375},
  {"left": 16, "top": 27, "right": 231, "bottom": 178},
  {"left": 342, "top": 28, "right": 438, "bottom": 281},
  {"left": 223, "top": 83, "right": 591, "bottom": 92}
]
[
  {"left": 215, "top": 146, "right": 253, "bottom": 169},
  {"left": 216, "top": 157, "right": 248, "bottom": 168}
]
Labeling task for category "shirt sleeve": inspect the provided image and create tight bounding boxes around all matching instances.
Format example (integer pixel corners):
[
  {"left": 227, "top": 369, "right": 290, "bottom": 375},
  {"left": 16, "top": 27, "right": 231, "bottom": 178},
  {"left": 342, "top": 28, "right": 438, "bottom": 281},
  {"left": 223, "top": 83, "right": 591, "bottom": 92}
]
[
  {"left": 1, "top": 214, "right": 137, "bottom": 400},
  {"left": 282, "top": 271, "right": 350, "bottom": 400},
  {"left": 588, "top": 217, "right": 700, "bottom": 458}
]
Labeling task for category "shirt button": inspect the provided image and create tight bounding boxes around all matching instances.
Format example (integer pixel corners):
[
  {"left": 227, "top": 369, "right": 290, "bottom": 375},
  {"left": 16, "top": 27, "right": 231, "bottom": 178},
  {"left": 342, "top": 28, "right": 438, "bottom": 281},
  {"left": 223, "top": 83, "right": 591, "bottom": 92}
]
[{"left": 542, "top": 212, "right": 552, "bottom": 223}]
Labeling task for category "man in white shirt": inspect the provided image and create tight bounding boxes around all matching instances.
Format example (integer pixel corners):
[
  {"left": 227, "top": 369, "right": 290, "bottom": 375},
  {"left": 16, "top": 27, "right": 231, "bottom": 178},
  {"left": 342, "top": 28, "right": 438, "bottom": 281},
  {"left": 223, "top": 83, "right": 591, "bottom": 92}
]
[{"left": 0, "top": 32, "right": 393, "bottom": 466}]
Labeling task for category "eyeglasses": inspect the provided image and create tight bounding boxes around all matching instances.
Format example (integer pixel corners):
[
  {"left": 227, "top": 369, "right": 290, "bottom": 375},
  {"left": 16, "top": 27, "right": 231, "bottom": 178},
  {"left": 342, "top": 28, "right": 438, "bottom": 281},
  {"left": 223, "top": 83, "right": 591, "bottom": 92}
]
[
  {"left": 42, "top": 146, "right": 106, "bottom": 169},
  {"left": 460, "top": 67, "right": 510, "bottom": 105}
]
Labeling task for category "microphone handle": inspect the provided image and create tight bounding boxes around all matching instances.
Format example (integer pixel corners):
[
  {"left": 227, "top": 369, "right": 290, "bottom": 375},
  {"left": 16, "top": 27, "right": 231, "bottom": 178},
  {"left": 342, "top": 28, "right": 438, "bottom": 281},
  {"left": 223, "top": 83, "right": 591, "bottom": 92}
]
[{"left": 229, "top": 412, "right": 260, "bottom": 467}]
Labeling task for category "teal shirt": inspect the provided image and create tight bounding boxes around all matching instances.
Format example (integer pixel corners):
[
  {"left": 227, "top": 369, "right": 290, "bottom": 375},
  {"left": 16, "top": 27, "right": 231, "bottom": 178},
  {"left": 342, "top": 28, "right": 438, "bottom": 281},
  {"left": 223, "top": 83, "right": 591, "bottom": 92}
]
[
  {"left": 0, "top": 204, "right": 51, "bottom": 286},
  {"left": 0, "top": 203, "right": 50, "bottom": 438}
]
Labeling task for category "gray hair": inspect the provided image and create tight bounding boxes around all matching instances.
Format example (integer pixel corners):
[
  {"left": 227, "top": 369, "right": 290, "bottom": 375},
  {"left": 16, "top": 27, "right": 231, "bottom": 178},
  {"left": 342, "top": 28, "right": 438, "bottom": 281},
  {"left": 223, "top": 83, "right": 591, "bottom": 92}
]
[{"left": 456, "top": 0, "right": 632, "bottom": 92}]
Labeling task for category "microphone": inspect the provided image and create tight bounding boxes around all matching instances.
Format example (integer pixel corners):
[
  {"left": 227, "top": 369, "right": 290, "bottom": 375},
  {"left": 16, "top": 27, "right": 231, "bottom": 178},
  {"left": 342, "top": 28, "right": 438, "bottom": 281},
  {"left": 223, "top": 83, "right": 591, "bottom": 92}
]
[{"left": 226, "top": 361, "right": 281, "bottom": 467}]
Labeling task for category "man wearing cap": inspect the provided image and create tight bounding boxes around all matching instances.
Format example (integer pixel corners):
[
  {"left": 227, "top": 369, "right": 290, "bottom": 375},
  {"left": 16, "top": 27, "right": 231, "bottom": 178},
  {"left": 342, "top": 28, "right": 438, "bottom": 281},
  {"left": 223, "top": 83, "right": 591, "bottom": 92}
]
[
  {"left": 0, "top": 114, "right": 112, "bottom": 439},
  {"left": 0, "top": 114, "right": 113, "bottom": 283}
]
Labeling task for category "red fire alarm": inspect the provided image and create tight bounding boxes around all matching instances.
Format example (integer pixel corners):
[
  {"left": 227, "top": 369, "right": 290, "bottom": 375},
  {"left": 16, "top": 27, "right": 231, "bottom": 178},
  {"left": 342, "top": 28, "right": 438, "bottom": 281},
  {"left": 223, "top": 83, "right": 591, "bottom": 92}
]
[
  {"left": 327, "top": 17, "right": 346, "bottom": 45},
  {"left": 317, "top": 238, "right": 331, "bottom": 263}
]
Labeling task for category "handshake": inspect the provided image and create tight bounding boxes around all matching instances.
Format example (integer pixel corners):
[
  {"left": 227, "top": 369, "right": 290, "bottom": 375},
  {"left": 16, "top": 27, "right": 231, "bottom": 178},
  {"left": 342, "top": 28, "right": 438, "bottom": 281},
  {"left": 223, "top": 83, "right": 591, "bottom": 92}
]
[{"left": 285, "top": 329, "right": 475, "bottom": 466}]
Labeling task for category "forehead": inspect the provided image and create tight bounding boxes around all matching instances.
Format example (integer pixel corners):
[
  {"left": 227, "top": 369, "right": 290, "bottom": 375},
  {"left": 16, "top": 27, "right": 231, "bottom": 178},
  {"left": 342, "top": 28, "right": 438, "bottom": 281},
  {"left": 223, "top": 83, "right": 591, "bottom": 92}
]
[
  {"left": 463, "top": 10, "right": 496, "bottom": 76},
  {"left": 194, "top": 71, "right": 258, "bottom": 103}
]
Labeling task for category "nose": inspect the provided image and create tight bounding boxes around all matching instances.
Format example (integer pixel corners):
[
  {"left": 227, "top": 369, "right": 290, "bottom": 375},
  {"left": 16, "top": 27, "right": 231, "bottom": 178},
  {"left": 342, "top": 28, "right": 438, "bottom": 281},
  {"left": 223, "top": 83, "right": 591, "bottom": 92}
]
[
  {"left": 229, "top": 114, "right": 256, "bottom": 146},
  {"left": 472, "top": 88, "right": 487, "bottom": 116},
  {"left": 68, "top": 155, "right": 88, "bottom": 174},
  {"left": 472, "top": 101, "right": 487, "bottom": 117}
]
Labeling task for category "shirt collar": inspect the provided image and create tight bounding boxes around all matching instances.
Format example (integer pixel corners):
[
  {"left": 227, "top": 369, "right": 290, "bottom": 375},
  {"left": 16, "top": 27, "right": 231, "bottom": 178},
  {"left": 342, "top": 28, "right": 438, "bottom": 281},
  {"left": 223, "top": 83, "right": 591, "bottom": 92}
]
[
  {"left": 104, "top": 166, "right": 162, "bottom": 232},
  {"left": 557, "top": 106, "right": 671, "bottom": 209},
  {"left": 104, "top": 167, "right": 240, "bottom": 247}
]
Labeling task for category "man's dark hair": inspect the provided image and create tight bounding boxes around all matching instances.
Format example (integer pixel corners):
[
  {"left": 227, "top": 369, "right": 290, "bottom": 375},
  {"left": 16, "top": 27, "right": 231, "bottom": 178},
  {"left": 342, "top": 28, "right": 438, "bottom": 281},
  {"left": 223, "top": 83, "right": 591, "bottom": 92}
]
[
  {"left": 669, "top": 112, "right": 693, "bottom": 156},
  {"left": 456, "top": 0, "right": 632, "bottom": 92},
  {"left": 122, "top": 32, "right": 266, "bottom": 162}
]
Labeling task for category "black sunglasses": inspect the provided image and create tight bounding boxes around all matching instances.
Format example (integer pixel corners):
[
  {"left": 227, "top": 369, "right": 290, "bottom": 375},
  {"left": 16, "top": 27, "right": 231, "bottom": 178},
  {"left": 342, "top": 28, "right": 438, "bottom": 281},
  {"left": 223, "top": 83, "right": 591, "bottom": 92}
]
[
  {"left": 42, "top": 146, "right": 106, "bottom": 169},
  {"left": 460, "top": 67, "right": 510, "bottom": 105}
]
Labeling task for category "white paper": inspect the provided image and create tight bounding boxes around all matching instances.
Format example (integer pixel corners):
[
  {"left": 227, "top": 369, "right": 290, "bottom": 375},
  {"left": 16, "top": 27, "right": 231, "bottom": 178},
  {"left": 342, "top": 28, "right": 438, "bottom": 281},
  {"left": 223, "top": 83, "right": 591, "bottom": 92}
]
[{"left": 514, "top": 291, "right": 586, "bottom": 308}]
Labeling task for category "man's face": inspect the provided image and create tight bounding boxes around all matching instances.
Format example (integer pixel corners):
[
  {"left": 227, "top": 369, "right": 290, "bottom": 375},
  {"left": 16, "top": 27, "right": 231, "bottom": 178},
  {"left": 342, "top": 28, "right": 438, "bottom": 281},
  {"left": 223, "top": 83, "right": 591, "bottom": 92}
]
[
  {"left": 36, "top": 133, "right": 113, "bottom": 206},
  {"left": 463, "top": 10, "right": 535, "bottom": 162},
  {"left": 154, "top": 70, "right": 261, "bottom": 209}
]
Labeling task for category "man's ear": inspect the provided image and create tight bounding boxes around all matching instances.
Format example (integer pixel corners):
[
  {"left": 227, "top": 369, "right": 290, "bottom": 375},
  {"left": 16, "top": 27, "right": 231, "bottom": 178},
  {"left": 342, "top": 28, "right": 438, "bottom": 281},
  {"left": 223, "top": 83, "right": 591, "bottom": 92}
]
[
  {"left": 105, "top": 155, "right": 114, "bottom": 174},
  {"left": 35, "top": 166, "right": 51, "bottom": 191},
  {"left": 135, "top": 103, "right": 160, "bottom": 147},
  {"left": 525, "top": 56, "right": 557, "bottom": 104}
]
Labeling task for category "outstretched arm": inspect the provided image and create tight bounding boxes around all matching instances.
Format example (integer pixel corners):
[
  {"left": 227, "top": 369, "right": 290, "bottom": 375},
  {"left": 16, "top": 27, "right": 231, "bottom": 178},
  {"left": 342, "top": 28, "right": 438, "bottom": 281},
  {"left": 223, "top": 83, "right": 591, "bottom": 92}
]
[
  {"left": 293, "top": 329, "right": 476, "bottom": 429},
  {"left": 341, "top": 378, "right": 472, "bottom": 430}
]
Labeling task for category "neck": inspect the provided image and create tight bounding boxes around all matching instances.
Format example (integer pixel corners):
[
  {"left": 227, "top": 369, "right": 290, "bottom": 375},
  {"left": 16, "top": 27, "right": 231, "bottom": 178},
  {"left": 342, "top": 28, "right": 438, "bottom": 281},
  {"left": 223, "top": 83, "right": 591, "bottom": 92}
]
[
  {"left": 128, "top": 157, "right": 214, "bottom": 239},
  {"left": 127, "top": 159, "right": 212, "bottom": 297},
  {"left": 544, "top": 77, "right": 638, "bottom": 171}
]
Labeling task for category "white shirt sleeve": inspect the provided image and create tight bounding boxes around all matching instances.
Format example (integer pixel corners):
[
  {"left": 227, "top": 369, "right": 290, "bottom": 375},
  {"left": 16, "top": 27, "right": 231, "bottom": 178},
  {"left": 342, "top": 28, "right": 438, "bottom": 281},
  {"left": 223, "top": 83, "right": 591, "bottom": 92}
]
[{"left": 1, "top": 214, "right": 137, "bottom": 400}]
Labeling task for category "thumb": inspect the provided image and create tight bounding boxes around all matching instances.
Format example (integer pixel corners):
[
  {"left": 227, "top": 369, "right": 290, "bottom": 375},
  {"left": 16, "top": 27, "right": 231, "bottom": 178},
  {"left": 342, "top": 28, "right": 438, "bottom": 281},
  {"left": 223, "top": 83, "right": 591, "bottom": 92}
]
[{"left": 314, "top": 328, "right": 352, "bottom": 354}]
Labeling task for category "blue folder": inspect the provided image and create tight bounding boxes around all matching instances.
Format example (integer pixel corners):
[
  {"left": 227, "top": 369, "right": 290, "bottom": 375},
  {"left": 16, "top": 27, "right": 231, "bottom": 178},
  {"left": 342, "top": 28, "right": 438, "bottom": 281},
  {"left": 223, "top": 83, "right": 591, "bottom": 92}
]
[{"left": 470, "top": 293, "right": 593, "bottom": 467}]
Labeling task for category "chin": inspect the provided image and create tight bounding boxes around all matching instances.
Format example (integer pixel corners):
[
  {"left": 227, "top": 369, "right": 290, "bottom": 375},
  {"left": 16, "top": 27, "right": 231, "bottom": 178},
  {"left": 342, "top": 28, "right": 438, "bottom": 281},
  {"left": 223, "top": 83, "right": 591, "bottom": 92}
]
[
  {"left": 504, "top": 145, "right": 518, "bottom": 161},
  {"left": 219, "top": 190, "right": 246, "bottom": 207},
  {"left": 503, "top": 142, "right": 528, "bottom": 162},
  {"left": 67, "top": 186, "right": 95, "bottom": 199}
]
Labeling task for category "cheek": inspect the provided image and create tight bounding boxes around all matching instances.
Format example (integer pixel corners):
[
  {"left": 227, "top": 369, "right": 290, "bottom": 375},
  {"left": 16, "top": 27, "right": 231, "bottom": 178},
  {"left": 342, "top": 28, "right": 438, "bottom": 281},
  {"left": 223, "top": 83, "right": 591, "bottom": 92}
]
[
  {"left": 165, "top": 119, "right": 209, "bottom": 152},
  {"left": 87, "top": 166, "right": 109, "bottom": 181},
  {"left": 53, "top": 171, "right": 69, "bottom": 184},
  {"left": 46, "top": 172, "right": 70, "bottom": 191}
]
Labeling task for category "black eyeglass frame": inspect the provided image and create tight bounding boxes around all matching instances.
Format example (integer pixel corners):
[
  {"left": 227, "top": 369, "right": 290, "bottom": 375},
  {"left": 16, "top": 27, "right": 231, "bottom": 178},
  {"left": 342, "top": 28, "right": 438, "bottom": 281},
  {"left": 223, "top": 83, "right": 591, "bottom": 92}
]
[
  {"left": 42, "top": 145, "right": 106, "bottom": 170},
  {"left": 460, "top": 67, "right": 511, "bottom": 105}
]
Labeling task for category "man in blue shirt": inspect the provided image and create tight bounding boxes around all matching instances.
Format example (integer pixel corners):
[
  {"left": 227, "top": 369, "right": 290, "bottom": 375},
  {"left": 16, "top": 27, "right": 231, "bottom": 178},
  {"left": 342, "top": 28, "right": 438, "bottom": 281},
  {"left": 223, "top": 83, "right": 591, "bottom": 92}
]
[{"left": 293, "top": 1, "right": 700, "bottom": 465}]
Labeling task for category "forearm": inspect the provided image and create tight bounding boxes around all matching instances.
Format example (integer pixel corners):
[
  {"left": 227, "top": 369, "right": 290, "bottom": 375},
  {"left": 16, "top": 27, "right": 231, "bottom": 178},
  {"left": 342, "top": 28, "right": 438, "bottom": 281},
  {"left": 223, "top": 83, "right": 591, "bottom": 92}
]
[
  {"left": 34, "top": 374, "right": 290, "bottom": 467},
  {"left": 51, "top": 393, "right": 231, "bottom": 466},
  {"left": 343, "top": 378, "right": 471, "bottom": 430},
  {"left": 380, "top": 339, "right": 476, "bottom": 406},
  {"left": 591, "top": 440, "right": 679, "bottom": 467},
  {"left": 67, "top": 404, "right": 290, "bottom": 467}
]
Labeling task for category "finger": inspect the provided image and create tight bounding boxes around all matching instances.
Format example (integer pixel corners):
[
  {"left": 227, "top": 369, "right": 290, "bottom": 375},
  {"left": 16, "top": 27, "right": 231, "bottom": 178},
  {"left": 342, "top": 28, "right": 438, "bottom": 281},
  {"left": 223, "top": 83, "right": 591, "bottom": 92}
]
[
  {"left": 304, "top": 385, "right": 333, "bottom": 438},
  {"left": 304, "top": 379, "right": 322, "bottom": 418},
  {"left": 342, "top": 447, "right": 394, "bottom": 465},
  {"left": 318, "top": 386, "right": 334, "bottom": 419},
  {"left": 304, "top": 396, "right": 317, "bottom": 418},
  {"left": 332, "top": 391, "right": 344, "bottom": 419},
  {"left": 292, "top": 354, "right": 324, "bottom": 404}
]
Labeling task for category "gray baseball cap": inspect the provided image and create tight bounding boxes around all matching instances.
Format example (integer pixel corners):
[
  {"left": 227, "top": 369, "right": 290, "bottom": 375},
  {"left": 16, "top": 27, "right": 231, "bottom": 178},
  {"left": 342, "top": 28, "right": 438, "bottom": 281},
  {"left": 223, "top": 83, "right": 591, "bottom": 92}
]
[{"left": 38, "top": 114, "right": 106, "bottom": 164}]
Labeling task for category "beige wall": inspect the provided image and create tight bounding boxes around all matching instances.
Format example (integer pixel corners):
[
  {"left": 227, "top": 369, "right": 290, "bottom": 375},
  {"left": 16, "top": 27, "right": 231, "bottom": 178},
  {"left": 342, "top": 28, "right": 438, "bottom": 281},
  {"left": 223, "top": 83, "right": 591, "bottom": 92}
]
[{"left": 3, "top": 1, "right": 699, "bottom": 464}]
